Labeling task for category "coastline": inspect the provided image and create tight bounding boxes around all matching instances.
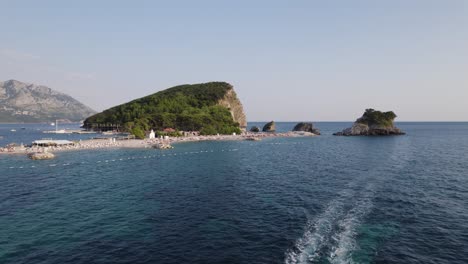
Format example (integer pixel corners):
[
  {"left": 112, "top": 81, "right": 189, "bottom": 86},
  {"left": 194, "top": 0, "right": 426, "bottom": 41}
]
[{"left": 0, "top": 131, "right": 316, "bottom": 155}]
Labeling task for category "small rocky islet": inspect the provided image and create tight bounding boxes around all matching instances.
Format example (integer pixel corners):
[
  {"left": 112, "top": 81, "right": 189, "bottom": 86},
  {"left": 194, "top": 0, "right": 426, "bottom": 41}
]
[
  {"left": 292, "top": 122, "right": 321, "bottom": 135},
  {"left": 333, "top": 108, "right": 405, "bottom": 136},
  {"left": 262, "top": 121, "right": 276, "bottom": 132},
  {"left": 27, "top": 152, "right": 55, "bottom": 160},
  {"left": 249, "top": 126, "right": 260, "bottom": 132}
]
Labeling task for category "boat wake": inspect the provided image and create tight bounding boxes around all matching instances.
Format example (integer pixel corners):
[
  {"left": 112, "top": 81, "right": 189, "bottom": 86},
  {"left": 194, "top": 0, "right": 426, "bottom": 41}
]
[{"left": 285, "top": 184, "right": 376, "bottom": 264}]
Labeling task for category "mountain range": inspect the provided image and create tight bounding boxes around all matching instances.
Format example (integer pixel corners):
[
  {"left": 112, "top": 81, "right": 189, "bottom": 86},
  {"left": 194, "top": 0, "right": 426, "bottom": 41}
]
[{"left": 0, "top": 80, "right": 95, "bottom": 123}]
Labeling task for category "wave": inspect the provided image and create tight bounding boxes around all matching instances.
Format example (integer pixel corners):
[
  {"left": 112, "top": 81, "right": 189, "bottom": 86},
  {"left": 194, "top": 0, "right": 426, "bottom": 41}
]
[
  {"left": 328, "top": 191, "right": 374, "bottom": 264},
  {"left": 285, "top": 184, "right": 376, "bottom": 264},
  {"left": 285, "top": 189, "right": 355, "bottom": 264}
]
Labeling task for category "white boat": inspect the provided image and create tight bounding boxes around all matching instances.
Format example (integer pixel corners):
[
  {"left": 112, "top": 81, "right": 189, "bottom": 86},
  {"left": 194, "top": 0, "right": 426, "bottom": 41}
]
[{"left": 10, "top": 129, "right": 16, "bottom": 132}]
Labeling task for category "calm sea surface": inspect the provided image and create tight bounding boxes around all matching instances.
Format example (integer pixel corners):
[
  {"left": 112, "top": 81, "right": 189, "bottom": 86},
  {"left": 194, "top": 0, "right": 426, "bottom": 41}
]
[{"left": 1, "top": 122, "right": 467, "bottom": 264}]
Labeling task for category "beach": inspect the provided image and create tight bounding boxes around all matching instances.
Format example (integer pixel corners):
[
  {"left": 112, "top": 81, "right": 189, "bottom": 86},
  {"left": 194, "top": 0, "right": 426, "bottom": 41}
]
[{"left": 0, "top": 131, "right": 316, "bottom": 155}]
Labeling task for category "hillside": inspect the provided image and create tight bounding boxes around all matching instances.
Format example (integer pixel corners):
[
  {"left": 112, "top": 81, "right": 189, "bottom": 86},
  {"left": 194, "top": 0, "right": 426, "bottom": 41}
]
[
  {"left": 83, "top": 82, "right": 247, "bottom": 137},
  {"left": 0, "top": 80, "right": 96, "bottom": 123}
]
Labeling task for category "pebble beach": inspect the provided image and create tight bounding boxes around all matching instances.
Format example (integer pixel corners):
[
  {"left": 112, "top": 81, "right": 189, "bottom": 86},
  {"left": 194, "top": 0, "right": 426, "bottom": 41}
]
[{"left": 0, "top": 131, "right": 316, "bottom": 155}]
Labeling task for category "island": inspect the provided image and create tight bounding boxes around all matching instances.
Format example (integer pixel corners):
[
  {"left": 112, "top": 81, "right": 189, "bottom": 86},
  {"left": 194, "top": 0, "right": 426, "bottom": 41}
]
[
  {"left": 293, "top": 122, "right": 321, "bottom": 135},
  {"left": 333, "top": 108, "right": 405, "bottom": 136},
  {"left": 83, "top": 82, "right": 247, "bottom": 138}
]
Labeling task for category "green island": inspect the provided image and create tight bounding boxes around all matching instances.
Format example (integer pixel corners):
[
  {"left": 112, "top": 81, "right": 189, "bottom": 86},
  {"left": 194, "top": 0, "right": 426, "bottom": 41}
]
[
  {"left": 333, "top": 108, "right": 404, "bottom": 136},
  {"left": 356, "top": 109, "right": 397, "bottom": 128},
  {"left": 83, "top": 82, "right": 247, "bottom": 138}
]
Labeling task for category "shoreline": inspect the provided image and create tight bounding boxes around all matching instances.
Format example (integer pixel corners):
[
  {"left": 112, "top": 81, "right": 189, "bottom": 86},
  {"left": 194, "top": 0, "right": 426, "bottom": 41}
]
[{"left": 0, "top": 131, "right": 316, "bottom": 155}]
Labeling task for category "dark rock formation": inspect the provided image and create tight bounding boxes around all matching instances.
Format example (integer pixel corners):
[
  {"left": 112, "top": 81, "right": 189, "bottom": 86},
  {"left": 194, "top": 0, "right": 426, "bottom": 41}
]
[
  {"left": 333, "top": 109, "right": 405, "bottom": 136},
  {"left": 250, "top": 126, "right": 260, "bottom": 133},
  {"left": 262, "top": 121, "right": 276, "bottom": 132},
  {"left": 292, "top": 122, "right": 321, "bottom": 135}
]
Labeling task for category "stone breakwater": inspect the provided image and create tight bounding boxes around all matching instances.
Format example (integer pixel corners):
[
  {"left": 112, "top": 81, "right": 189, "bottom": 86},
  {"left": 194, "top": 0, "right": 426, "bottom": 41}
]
[{"left": 0, "top": 131, "right": 316, "bottom": 155}]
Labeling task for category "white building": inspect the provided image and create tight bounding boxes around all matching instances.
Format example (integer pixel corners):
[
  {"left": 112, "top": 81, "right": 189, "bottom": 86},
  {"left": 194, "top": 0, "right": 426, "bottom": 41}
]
[{"left": 149, "top": 129, "right": 156, "bottom": 139}]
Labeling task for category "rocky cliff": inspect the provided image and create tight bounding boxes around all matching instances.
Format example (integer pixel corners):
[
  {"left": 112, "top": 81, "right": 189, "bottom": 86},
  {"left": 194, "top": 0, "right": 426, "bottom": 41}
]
[
  {"left": 0, "top": 80, "right": 96, "bottom": 123},
  {"left": 217, "top": 86, "right": 247, "bottom": 129},
  {"left": 334, "top": 109, "right": 405, "bottom": 136}
]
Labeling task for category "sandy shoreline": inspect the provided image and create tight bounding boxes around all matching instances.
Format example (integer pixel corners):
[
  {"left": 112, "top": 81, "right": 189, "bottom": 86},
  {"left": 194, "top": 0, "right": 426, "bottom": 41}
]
[{"left": 0, "top": 132, "right": 316, "bottom": 155}]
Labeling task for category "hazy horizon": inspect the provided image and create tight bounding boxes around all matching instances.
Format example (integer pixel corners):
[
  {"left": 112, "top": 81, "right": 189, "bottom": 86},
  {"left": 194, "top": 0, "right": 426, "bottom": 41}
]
[{"left": 1, "top": 1, "right": 467, "bottom": 121}]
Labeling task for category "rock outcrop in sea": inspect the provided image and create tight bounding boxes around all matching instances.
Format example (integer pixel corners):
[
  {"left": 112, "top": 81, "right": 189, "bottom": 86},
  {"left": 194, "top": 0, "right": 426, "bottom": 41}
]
[
  {"left": 333, "top": 108, "right": 405, "bottom": 136},
  {"left": 250, "top": 126, "right": 260, "bottom": 132},
  {"left": 292, "top": 122, "right": 321, "bottom": 135},
  {"left": 28, "top": 152, "right": 55, "bottom": 160},
  {"left": 153, "top": 143, "right": 174, "bottom": 149},
  {"left": 262, "top": 121, "right": 276, "bottom": 132}
]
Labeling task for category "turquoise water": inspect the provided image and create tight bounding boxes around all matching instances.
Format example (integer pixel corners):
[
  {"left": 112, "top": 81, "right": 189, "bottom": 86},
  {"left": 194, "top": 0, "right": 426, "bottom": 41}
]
[{"left": 1, "top": 122, "right": 468, "bottom": 263}]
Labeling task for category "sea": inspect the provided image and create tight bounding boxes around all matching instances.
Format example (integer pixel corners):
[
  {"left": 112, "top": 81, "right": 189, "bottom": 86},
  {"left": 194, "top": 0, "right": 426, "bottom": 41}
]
[{"left": 1, "top": 122, "right": 467, "bottom": 264}]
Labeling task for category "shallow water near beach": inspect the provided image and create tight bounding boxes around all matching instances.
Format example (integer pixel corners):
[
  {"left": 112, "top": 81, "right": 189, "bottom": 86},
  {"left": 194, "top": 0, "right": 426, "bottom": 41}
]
[{"left": 1, "top": 122, "right": 468, "bottom": 264}]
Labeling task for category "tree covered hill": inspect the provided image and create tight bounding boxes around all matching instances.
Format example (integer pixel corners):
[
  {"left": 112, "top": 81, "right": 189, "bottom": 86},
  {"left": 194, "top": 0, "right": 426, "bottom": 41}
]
[{"left": 83, "top": 82, "right": 247, "bottom": 137}]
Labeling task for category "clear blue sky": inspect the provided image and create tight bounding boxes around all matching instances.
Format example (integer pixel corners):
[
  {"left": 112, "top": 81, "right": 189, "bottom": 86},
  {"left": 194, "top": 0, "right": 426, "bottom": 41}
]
[{"left": 1, "top": 0, "right": 467, "bottom": 121}]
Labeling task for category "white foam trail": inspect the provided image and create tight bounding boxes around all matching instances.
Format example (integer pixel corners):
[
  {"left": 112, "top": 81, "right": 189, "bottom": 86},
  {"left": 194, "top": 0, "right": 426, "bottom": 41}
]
[
  {"left": 285, "top": 189, "right": 355, "bottom": 264},
  {"left": 328, "top": 187, "right": 375, "bottom": 264}
]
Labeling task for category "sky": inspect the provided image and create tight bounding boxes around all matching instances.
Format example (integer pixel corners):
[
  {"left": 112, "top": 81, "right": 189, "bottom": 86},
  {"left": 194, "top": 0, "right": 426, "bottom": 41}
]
[{"left": 1, "top": 0, "right": 467, "bottom": 121}]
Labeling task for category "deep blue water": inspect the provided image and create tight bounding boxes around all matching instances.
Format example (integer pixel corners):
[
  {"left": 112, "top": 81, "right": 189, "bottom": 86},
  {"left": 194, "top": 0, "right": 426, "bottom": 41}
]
[{"left": 1, "top": 122, "right": 468, "bottom": 264}]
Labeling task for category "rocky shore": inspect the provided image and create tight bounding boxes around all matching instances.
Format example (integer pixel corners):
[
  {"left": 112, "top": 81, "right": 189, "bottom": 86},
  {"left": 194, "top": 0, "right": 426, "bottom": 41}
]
[{"left": 0, "top": 131, "right": 316, "bottom": 156}]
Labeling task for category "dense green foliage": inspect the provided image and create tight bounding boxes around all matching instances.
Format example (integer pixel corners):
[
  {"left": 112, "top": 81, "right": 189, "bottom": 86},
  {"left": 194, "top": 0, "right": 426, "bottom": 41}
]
[
  {"left": 357, "top": 109, "right": 397, "bottom": 127},
  {"left": 155, "top": 131, "right": 182, "bottom": 137},
  {"left": 131, "top": 126, "right": 145, "bottom": 139},
  {"left": 84, "top": 82, "right": 241, "bottom": 135}
]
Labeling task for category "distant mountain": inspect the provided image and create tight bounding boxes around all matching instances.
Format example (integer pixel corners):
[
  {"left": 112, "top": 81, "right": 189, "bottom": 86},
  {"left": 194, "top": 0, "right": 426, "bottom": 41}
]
[{"left": 0, "top": 80, "right": 96, "bottom": 123}]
